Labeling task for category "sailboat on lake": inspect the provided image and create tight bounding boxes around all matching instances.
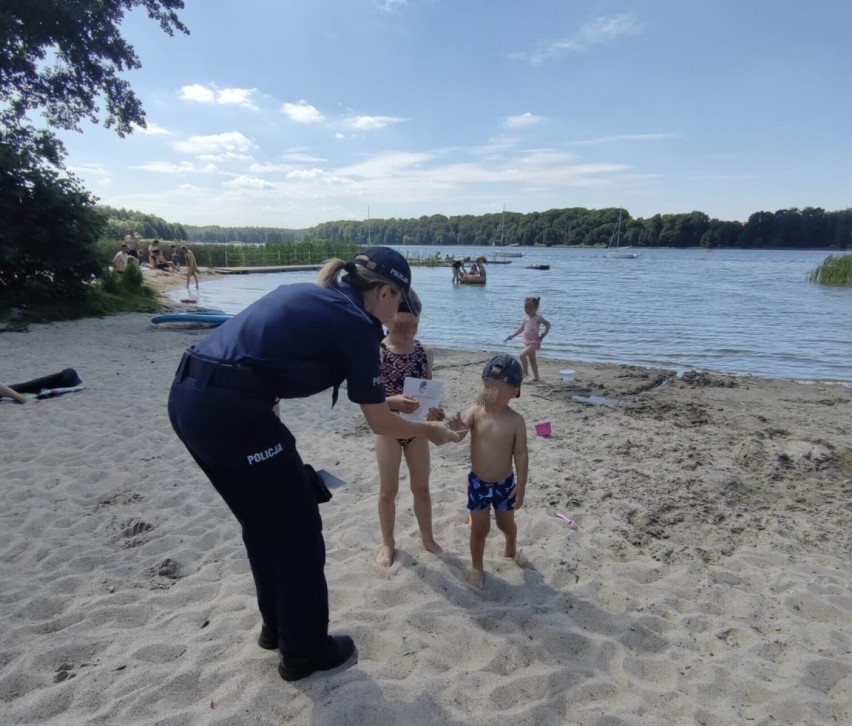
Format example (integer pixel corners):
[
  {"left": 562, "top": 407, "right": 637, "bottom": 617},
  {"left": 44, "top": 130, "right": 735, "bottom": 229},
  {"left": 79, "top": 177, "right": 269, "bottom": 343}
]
[
  {"left": 605, "top": 208, "right": 639, "bottom": 259},
  {"left": 492, "top": 204, "right": 524, "bottom": 258}
]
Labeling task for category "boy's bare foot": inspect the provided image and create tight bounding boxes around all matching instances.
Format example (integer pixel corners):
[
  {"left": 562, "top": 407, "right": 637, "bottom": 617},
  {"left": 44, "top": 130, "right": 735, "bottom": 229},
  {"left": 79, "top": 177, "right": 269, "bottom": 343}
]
[
  {"left": 469, "top": 568, "right": 485, "bottom": 589},
  {"left": 503, "top": 543, "right": 516, "bottom": 559},
  {"left": 375, "top": 545, "right": 395, "bottom": 567},
  {"left": 422, "top": 539, "right": 443, "bottom": 554}
]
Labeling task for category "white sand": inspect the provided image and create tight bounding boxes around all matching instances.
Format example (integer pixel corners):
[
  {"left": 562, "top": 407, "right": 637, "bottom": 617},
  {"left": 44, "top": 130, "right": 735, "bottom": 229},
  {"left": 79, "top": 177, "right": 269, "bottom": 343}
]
[{"left": 1, "top": 314, "right": 850, "bottom": 725}]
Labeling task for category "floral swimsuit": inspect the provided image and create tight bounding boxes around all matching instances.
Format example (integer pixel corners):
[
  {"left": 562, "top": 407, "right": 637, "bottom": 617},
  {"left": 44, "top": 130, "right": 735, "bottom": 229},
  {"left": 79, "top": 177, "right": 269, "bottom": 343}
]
[{"left": 380, "top": 340, "right": 428, "bottom": 446}]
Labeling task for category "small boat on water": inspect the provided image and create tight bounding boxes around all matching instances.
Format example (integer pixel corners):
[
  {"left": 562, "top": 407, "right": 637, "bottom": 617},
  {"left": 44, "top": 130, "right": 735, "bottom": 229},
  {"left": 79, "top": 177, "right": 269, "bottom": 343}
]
[
  {"left": 458, "top": 256, "right": 488, "bottom": 285},
  {"left": 492, "top": 204, "right": 525, "bottom": 258},
  {"left": 605, "top": 208, "right": 639, "bottom": 259},
  {"left": 526, "top": 264, "right": 550, "bottom": 270},
  {"left": 459, "top": 274, "right": 486, "bottom": 285}
]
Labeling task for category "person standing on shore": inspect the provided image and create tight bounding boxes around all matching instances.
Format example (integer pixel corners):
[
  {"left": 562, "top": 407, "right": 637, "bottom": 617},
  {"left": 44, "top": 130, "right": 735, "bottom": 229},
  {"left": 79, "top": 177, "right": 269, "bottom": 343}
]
[
  {"left": 374, "top": 290, "right": 444, "bottom": 567},
  {"left": 167, "top": 247, "right": 465, "bottom": 682},
  {"left": 181, "top": 245, "right": 199, "bottom": 292},
  {"left": 505, "top": 296, "right": 550, "bottom": 381}
]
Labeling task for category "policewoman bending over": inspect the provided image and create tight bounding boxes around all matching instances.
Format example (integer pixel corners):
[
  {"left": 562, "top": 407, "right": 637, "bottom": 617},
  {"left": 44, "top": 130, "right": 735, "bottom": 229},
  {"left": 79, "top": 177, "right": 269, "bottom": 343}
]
[{"left": 168, "top": 247, "right": 463, "bottom": 682}]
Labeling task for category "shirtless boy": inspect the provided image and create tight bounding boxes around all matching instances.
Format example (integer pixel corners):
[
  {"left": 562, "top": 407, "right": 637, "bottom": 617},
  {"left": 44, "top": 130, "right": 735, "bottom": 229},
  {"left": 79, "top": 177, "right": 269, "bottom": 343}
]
[{"left": 451, "top": 354, "right": 528, "bottom": 589}]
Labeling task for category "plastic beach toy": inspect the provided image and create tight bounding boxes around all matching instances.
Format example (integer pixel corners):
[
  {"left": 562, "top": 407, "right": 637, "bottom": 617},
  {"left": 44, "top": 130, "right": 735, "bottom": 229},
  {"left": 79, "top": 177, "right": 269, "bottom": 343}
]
[
  {"left": 534, "top": 420, "right": 552, "bottom": 437},
  {"left": 559, "top": 369, "right": 576, "bottom": 383},
  {"left": 555, "top": 512, "right": 578, "bottom": 529}
]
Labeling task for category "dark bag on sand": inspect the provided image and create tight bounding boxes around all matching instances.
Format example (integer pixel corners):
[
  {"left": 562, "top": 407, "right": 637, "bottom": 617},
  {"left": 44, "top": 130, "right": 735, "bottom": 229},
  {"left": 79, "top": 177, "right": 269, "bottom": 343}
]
[{"left": 304, "top": 464, "right": 332, "bottom": 504}]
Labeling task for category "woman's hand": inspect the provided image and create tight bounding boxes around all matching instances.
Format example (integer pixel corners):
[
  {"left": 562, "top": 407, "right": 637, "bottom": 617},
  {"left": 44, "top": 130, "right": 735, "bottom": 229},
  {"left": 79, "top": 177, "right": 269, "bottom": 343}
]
[{"left": 387, "top": 394, "right": 420, "bottom": 415}]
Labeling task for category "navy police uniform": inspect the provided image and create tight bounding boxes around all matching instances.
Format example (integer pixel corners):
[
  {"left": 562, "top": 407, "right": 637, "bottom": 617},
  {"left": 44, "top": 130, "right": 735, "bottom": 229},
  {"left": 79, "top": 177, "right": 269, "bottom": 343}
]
[{"left": 168, "top": 281, "right": 386, "bottom": 661}]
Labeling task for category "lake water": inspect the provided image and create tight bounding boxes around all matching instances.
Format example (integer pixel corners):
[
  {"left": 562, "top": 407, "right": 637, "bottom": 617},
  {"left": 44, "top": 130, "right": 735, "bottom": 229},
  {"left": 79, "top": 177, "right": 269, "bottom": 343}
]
[{"left": 170, "top": 247, "right": 852, "bottom": 383}]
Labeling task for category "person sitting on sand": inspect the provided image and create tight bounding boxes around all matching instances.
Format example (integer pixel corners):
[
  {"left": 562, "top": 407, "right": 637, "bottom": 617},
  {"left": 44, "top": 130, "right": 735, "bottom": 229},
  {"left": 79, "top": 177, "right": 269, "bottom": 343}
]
[
  {"left": 0, "top": 383, "right": 27, "bottom": 404},
  {"left": 449, "top": 354, "right": 528, "bottom": 589},
  {"left": 374, "top": 290, "right": 444, "bottom": 567},
  {"left": 112, "top": 244, "right": 130, "bottom": 272}
]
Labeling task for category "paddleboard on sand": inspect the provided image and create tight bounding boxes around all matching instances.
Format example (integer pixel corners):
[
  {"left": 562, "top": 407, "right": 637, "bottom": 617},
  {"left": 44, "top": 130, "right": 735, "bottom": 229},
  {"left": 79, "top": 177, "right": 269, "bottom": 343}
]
[{"left": 151, "top": 312, "right": 232, "bottom": 326}]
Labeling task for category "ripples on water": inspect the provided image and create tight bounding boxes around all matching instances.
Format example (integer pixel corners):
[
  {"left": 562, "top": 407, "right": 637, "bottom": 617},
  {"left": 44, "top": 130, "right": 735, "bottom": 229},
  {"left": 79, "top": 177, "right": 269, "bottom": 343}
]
[{"left": 171, "top": 247, "right": 852, "bottom": 382}]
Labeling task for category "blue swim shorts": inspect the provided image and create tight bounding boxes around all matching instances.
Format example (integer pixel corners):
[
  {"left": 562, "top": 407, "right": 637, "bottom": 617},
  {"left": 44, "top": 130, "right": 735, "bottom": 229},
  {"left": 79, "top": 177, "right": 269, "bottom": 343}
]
[{"left": 467, "top": 471, "right": 516, "bottom": 512}]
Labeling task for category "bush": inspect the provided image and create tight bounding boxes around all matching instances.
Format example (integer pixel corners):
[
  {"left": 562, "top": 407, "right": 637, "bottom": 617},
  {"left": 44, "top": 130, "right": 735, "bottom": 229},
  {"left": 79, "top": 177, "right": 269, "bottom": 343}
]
[{"left": 808, "top": 254, "right": 852, "bottom": 285}]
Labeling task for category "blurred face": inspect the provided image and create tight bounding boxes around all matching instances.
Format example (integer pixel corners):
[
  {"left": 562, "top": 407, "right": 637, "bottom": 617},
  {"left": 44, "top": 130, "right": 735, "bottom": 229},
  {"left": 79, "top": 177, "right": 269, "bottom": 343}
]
[
  {"left": 477, "top": 379, "right": 519, "bottom": 406},
  {"left": 524, "top": 299, "right": 538, "bottom": 315},
  {"left": 387, "top": 310, "right": 420, "bottom": 338}
]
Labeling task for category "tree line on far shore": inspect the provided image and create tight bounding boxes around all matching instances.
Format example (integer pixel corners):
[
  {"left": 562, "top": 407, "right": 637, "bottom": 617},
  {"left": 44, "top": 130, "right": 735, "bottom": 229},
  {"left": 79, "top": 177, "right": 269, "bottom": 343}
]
[{"left": 99, "top": 205, "right": 852, "bottom": 251}]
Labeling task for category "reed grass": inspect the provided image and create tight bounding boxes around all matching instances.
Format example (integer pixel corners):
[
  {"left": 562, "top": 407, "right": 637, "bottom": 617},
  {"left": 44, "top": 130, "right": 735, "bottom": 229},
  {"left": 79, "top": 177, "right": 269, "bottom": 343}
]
[{"left": 808, "top": 254, "right": 852, "bottom": 285}]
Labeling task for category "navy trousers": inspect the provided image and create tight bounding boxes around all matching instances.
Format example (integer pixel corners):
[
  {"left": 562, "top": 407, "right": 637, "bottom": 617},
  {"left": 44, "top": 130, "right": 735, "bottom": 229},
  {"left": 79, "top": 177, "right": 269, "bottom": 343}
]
[{"left": 167, "top": 364, "right": 329, "bottom": 660}]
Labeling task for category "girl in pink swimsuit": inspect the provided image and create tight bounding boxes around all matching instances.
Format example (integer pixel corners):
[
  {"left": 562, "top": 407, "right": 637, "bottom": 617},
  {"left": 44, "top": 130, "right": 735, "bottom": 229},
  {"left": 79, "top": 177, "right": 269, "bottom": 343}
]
[
  {"left": 504, "top": 296, "right": 551, "bottom": 381},
  {"left": 375, "top": 291, "right": 444, "bottom": 567}
]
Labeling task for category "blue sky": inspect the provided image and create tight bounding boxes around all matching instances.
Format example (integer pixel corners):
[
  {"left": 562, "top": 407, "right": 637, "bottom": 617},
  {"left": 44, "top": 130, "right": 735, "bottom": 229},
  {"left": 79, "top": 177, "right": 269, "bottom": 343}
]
[{"left": 58, "top": 0, "right": 852, "bottom": 229}]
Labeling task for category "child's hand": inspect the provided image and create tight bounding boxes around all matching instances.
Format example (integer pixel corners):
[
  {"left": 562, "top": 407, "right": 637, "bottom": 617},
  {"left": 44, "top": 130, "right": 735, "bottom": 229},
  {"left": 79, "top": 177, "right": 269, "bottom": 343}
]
[
  {"left": 426, "top": 407, "right": 445, "bottom": 422},
  {"left": 446, "top": 412, "right": 468, "bottom": 433},
  {"left": 510, "top": 486, "right": 524, "bottom": 510},
  {"left": 425, "top": 421, "right": 465, "bottom": 445},
  {"left": 503, "top": 336, "right": 511, "bottom": 342}
]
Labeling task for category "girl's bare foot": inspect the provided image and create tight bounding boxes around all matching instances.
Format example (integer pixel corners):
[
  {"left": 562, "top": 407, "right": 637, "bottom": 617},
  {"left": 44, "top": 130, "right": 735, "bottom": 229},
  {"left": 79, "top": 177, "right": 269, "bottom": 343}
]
[
  {"left": 422, "top": 539, "right": 443, "bottom": 554},
  {"left": 376, "top": 545, "right": 395, "bottom": 567},
  {"left": 469, "top": 568, "right": 485, "bottom": 589}
]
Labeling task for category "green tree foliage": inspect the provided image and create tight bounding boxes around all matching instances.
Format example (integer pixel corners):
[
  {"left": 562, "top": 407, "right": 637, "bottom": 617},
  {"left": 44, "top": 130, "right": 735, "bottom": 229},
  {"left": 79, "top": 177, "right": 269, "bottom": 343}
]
[
  {"left": 0, "top": 0, "right": 188, "bottom": 314},
  {"left": 307, "top": 206, "right": 852, "bottom": 251},
  {"left": 0, "top": 144, "right": 105, "bottom": 308},
  {"left": 96, "top": 204, "right": 188, "bottom": 242}
]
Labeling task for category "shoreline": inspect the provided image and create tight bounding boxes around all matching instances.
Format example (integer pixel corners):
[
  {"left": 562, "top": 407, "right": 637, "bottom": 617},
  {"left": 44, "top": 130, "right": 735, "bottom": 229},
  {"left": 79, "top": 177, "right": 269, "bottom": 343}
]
[{"left": 4, "top": 315, "right": 848, "bottom": 723}]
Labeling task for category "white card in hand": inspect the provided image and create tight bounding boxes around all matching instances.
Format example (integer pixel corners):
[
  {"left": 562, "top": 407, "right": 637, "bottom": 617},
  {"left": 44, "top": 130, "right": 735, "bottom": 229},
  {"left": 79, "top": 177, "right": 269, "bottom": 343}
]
[{"left": 401, "top": 377, "right": 443, "bottom": 421}]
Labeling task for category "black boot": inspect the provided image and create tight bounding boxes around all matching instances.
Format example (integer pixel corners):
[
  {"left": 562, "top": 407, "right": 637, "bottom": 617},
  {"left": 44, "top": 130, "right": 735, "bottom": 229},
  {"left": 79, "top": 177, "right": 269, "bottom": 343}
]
[
  {"left": 278, "top": 635, "right": 357, "bottom": 682},
  {"left": 258, "top": 623, "right": 277, "bottom": 650}
]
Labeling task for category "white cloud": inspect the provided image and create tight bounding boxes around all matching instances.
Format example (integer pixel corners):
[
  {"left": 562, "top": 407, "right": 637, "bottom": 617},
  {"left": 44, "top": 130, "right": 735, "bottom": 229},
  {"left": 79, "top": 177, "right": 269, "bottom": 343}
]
[
  {"left": 224, "top": 176, "right": 275, "bottom": 190},
  {"left": 342, "top": 115, "right": 406, "bottom": 130},
  {"left": 281, "top": 101, "right": 325, "bottom": 124},
  {"left": 523, "top": 14, "right": 644, "bottom": 64},
  {"left": 135, "top": 122, "right": 172, "bottom": 136},
  {"left": 179, "top": 84, "right": 259, "bottom": 109},
  {"left": 376, "top": 0, "right": 409, "bottom": 11},
  {"left": 504, "top": 112, "right": 543, "bottom": 129},
  {"left": 179, "top": 83, "right": 216, "bottom": 103},
  {"left": 132, "top": 161, "right": 199, "bottom": 174},
  {"left": 216, "top": 88, "right": 259, "bottom": 110},
  {"left": 173, "top": 131, "right": 256, "bottom": 156},
  {"left": 286, "top": 168, "right": 328, "bottom": 180},
  {"left": 337, "top": 151, "right": 433, "bottom": 179},
  {"left": 568, "top": 133, "right": 676, "bottom": 146},
  {"left": 281, "top": 151, "right": 327, "bottom": 163}
]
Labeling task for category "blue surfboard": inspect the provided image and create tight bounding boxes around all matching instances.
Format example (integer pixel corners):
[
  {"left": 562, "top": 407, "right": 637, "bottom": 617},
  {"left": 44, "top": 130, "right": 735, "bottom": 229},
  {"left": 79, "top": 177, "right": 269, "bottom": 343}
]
[{"left": 151, "top": 312, "right": 233, "bottom": 326}]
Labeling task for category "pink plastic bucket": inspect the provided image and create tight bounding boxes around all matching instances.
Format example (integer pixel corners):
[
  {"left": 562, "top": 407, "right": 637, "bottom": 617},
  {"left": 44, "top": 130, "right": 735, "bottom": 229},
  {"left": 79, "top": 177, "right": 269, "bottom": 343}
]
[{"left": 534, "top": 421, "right": 552, "bottom": 437}]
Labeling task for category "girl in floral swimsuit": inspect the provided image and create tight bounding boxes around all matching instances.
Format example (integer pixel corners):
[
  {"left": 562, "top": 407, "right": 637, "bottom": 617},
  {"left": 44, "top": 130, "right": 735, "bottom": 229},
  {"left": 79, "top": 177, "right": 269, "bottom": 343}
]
[{"left": 375, "top": 292, "right": 444, "bottom": 567}]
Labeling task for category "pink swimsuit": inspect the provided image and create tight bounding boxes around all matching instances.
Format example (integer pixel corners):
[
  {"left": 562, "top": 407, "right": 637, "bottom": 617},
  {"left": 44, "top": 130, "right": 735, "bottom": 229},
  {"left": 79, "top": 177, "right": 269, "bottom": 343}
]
[{"left": 522, "top": 314, "right": 544, "bottom": 349}]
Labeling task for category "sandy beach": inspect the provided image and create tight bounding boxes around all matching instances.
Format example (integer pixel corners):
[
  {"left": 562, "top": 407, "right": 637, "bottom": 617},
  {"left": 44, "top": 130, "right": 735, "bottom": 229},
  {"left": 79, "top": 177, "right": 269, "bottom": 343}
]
[{"left": 1, "top": 310, "right": 850, "bottom": 725}]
